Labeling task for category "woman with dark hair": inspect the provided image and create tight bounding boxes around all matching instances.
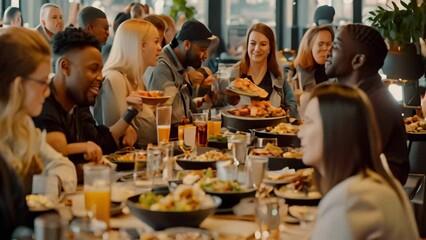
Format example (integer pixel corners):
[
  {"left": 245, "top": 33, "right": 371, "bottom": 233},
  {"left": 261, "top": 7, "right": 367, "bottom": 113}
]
[
  {"left": 229, "top": 23, "right": 299, "bottom": 118},
  {"left": 299, "top": 84, "right": 418, "bottom": 239},
  {"left": 294, "top": 25, "right": 334, "bottom": 92}
]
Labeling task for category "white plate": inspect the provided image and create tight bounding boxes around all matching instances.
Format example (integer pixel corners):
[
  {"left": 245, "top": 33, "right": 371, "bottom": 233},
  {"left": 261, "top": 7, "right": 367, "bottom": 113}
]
[
  {"left": 288, "top": 205, "right": 317, "bottom": 221},
  {"left": 226, "top": 86, "right": 260, "bottom": 97}
]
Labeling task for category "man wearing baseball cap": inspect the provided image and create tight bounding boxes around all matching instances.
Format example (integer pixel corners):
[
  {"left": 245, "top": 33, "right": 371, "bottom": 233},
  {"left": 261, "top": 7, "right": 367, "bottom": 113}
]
[{"left": 148, "top": 19, "right": 216, "bottom": 138}]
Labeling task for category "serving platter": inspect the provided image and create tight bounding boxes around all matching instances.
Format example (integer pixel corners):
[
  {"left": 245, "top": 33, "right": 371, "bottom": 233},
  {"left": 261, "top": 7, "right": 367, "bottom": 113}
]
[{"left": 226, "top": 86, "right": 260, "bottom": 98}]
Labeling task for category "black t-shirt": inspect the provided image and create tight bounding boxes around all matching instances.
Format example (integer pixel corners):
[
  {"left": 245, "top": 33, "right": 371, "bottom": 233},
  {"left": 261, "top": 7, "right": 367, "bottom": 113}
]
[
  {"left": 242, "top": 72, "right": 273, "bottom": 99},
  {"left": 33, "top": 90, "right": 118, "bottom": 165}
]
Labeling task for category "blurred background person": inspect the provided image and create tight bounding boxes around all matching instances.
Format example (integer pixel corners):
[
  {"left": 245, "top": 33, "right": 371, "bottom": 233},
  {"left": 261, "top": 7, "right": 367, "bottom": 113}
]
[
  {"left": 299, "top": 84, "right": 418, "bottom": 239},
  {"left": 159, "top": 14, "right": 177, "bottom": 46},
  {"left": 35, "top": 3, "right": 64, "bottom": 44},
  {"left": 293, "top": 25, "right": 334, "bottom": 92},
  {"left": 94, "top": 19, "right": 162, "bottom": 147},
  {"left": 144, "top": 14, "right": 166, "bottom": 48},
  {"left": 78, "top": 6, "right": 109, "bottom": 47},
  {"left": 2, "top": 6, "right": 22, "bottom": 28},
  {"left": 0, "top": 27, "right": 76, "bottom": 195},
  {"left": 229, "top": 23, "right": 299, "bottom": 118}
]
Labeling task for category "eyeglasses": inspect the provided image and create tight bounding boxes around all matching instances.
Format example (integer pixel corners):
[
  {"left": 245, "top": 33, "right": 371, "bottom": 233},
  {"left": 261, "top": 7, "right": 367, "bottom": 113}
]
[{"left": 26, "top": 76, "right": 51, "bottom": 91}]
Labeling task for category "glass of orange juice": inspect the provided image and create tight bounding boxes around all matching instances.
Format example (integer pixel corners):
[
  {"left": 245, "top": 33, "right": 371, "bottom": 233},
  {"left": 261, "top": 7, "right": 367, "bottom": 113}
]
[
  {"left": 83, "top": 164, "right": 111, "bottom": 228},
  {"left": 156, "top": 105, "right": 172, "bottom": 144}
]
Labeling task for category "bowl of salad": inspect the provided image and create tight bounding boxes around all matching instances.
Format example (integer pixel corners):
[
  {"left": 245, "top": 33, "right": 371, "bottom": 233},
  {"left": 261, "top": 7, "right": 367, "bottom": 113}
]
[{"left": 127, "top": 185, "right": 221, "bottom": 230}]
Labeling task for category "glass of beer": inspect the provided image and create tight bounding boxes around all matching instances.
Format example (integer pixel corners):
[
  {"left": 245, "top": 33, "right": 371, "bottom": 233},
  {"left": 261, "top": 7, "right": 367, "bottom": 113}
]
[
  {"left": 83, "top": 164, "right": 111, "bottom": 228},
  {"left": 156, "top": 105, "right": 172, "bottom": 144},
  {"left": 192, "top": 113, "right": 208, "bottom": 147}
]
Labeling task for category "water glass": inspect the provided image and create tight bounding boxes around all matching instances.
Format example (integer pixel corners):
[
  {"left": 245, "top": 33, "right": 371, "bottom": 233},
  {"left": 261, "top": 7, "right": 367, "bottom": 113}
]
[
  {"left": 216, "top": 161, "right": 238, "bottom": 181},
  {"left": 32, "top": 174, "right": 60, "bottom": 203},
  {"left": 255, "top": 138, "right": 278, "bottom": 148},
  {"left": 192, "top": 113, "right": 208, "bottom": 147},
  {"left": 83, "top": 164, "right": 111, "bottom": 228},
  {"left": 156, "top": 105, "right": 172, "bottom": 144},
  {"left": 133, "top": 150, "right": 147, "bottom": 187},
  {"left": 147, "top": 145, "right": 164, "bottom": 188},
  {"left": 255, "top": 198, "right": 281, "bottom": 240},
  {"left": 227, "top": 133, "right": 251, "bottom": 165},
  {"left": 247, "top": 155, "right": 268, "bottom": 189}
]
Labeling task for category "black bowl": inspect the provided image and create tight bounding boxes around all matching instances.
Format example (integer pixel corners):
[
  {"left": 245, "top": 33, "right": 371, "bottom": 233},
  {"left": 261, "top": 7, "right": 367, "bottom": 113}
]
[
  {"left": 268, "top": 157, "right": 308, "bottom": 171},
  {"left": 176, "top": 158, "right": 218, "bottom": 170},
  {"left": 126, "top": 195, "right": 221, "bottom": 230},
  {"left": 222, "top": 113, "right": 287, "bottom": 133},
  {"left": 203, "top": 189, "right": 256, "bottom": 210},
  {"left": 105, "top": 151, "right": 140, "bottom": 171},
  {"left": 252, "top": 128, "right": 300, "bottom": 148}
]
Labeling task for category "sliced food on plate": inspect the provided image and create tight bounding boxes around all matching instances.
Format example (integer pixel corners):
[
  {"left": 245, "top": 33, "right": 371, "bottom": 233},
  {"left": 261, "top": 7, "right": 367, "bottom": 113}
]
[{"left": 229, "top": 77, "right": 268, "bottom": 98}]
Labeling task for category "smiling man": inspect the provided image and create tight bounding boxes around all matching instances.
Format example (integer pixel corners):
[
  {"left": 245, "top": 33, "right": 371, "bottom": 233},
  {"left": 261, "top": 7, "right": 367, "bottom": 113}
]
[
  {"left": 325, "top": 24, "right": 409, "bottom": 185},
  {"left": 33, "top": 27, "right": 142, "bottom": 181}
]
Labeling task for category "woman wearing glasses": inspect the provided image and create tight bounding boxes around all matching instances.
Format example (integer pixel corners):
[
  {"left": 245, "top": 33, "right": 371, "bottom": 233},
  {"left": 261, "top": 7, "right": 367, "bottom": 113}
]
[{"left": 0, "top": 27, "right": 76, "bottom": 196}]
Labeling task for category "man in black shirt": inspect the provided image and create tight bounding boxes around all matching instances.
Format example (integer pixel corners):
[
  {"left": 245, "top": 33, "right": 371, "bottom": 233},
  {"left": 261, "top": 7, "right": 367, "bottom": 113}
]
[
  {"left": 33, "top": 28, "right": 142, "bottom": 178},
  {"left": 325, "top": 24, "right": 409, "bottom": 184}
]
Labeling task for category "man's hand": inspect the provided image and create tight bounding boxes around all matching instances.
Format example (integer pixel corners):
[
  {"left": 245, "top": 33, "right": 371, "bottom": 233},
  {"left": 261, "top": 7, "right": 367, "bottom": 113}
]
[
  {"left": 83, "top": 141, "right": 103, "bottom": 163},
  {"left": 224, "top": 89, "right": 241, "bottom": 106},
  {"left": 187, "top": 69, "right": 205, "bottom": 85},
  {"left": 126, "top": 93, "right": 143, "bottom": 112},
  {"left": 122, "top": 126, "right": 137, "bottom": 147}
]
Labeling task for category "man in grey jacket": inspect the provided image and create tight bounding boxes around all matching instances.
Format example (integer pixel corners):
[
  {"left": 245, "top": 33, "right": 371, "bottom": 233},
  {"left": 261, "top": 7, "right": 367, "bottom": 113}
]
[{"left": 148, "top": 19, "right": 216, "bottom": 138}]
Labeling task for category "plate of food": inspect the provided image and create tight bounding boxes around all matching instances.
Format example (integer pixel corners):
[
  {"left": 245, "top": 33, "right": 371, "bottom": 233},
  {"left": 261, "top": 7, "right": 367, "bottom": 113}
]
[
  {"left": 134, "top": 90, "right": 170, "bottom": 105},
  {"left": 273, "top": 168, "right": 321, "bottom": 205},
  {"left": 105, "top": 150, "right": 142, "bottom": 171},
  {"left": 227, "top": 78, "right": 268, "bottom": 98},
  {"left": 127, "top": 185, "right": 221, "bottom": 230},
  {"left": 176, "top": 150, "right": 232, "bottom": 170},
  {"left": 263, "top": 167, "right": 299, "bottom": 185},
  {"left": 200, "top": 179, "right": 256, "bottom": 209}
]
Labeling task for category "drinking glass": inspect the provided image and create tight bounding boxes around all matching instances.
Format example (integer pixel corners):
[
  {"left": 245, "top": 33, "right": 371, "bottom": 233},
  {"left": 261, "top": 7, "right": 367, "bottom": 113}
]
[
  {"left": 227, "top": 133, "right": 251, "bottom": 165},
  {"left": 255, "top": 138, "right": 278, "bottom": 148},
  {"left": 133, "top": 149, "right": 147, "bottom": 187},
  {"left": 255, "top": 198, "right": 281, "bottom": 240},
  {"left": 247, "top": 155, "right": 268, "bottom": 189},
  {"left": 147, "top": 145, "right": 165, "bottom": 188},
  {"left": 178, "top": 124, "right": 197, "bottom": 157},
  {"left": 156, "top": 105, "right": 172, "bottom": 144},
  {"left": 192, "top": 113, "right": 208, "bottom": 147},
  {"left": 83, "top": 164, "right": 111, "bottom": 228},
  {"left": 32, "top": 174, "right": 60, "bottom": 204},
  {"left": 216, "top": 160, "right": 238, "bottom": 181}
]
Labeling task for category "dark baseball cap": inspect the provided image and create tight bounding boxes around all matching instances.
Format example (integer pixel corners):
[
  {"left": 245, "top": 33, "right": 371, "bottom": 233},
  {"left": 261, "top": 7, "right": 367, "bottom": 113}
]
[
  {"left": 176, "top": 19, "right": 216, "bottom": 47},
  {"left": 314, "top": 5, "right": 335, "bottom": 25}
]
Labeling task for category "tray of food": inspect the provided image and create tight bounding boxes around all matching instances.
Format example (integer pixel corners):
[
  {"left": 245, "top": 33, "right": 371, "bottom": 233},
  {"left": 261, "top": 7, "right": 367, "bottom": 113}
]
[{"left": 226, "top": 77, "right": 268, "bottom": 98}]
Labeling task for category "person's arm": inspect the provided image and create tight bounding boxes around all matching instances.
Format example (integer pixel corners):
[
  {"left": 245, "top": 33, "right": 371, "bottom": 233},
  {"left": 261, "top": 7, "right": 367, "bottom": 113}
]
[{"left": 45, "top": 131, "right": 103, "bottom": 163}]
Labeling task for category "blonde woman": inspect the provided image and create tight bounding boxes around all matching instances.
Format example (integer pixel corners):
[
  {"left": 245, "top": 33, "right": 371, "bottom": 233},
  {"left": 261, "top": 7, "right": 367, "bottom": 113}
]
[
  {"left": 94, "top": 19, "right": 162, "bottom": 146},
  {"left": 0, "top": 27, "right": 76, "bottom": 194}
]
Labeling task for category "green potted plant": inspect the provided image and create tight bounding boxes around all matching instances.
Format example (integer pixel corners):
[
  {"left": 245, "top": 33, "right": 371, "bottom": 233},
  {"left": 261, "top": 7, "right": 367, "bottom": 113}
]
[
  {"left": 169, "top": 0, "right": 197, "bottom": 20},
  {"left": 368, "top": 0, "right": 426, "bottom": 105}
]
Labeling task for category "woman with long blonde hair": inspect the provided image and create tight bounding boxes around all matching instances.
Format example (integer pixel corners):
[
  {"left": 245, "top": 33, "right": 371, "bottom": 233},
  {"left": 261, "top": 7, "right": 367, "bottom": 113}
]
[
  {"left": 0, "top": 27, "right": 76, "bottom": 194},
  {"left": 94, "top": 19, "right": 162, "bottom": 146}
]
